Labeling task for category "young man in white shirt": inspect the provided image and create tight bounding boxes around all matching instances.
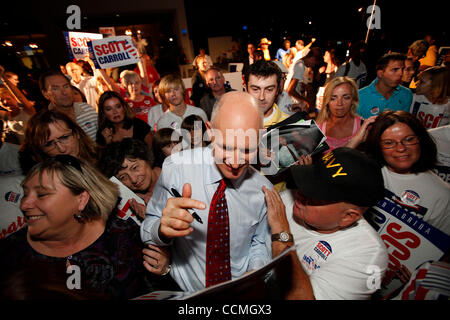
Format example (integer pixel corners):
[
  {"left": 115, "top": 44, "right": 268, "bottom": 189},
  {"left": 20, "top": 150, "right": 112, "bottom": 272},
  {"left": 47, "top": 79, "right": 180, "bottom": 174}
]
[{"left": 156, "top": 74, "right": 207, "bottom": 131}]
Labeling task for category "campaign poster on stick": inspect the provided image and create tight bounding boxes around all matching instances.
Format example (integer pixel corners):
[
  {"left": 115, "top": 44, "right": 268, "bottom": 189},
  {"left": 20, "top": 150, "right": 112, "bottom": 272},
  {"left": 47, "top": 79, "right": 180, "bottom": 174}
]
[
  {"left": 365, "top": 189, "right": 450, "bottom": 298},
  {"left": 63, "top": 31, "right": 103, "bottom": 60},
  {"left": 87, "top": 36, "right": 140, "bottom": 69}
]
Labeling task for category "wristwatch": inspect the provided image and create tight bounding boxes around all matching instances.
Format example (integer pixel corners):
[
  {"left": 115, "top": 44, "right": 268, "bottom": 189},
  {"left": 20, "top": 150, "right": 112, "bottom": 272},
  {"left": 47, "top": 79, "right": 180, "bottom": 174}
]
[
  {"left": 161, "top": 264, "right": 171, "bottom": 276},
  {"left": 271, "top": 231, "right": 294, "bottom": 243}
]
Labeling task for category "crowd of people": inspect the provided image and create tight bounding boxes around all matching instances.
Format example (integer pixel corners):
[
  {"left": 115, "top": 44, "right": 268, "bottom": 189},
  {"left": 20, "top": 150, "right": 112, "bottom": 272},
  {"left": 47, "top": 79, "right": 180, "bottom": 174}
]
[{"left": 0, "top": 30, "right": 449, "bottom": 301}]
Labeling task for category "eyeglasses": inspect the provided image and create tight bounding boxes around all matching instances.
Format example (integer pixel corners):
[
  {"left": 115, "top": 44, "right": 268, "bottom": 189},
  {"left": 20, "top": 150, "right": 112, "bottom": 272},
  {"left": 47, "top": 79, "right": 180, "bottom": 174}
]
[
  {"left": 53, "top": 154, "right": 82, "bottom": 172},
  {"left": 41, "top": 131, "right": 74, "bottom": 151},
  {"left": 380, "top": 135, "right": 419, "bottom": 149}
]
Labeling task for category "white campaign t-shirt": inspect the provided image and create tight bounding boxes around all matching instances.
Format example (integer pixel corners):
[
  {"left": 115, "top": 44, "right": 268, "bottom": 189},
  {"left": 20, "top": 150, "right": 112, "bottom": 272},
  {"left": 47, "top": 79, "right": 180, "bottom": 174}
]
[
  {"left": 0, "top": 174, "right": 26, "bottom": 240},
  {"left": 381, "top": 166, "right": 450, "bottom": 235},
  {"left": 280, "top": 190, "right": 388, "bottom": 300},
  {"left": 429, "top": 125, "right": 450, "bottom": 183},
  {"left": 147, "top": 104, "right": 166, "bottom": 131},
  {"left": 410, "top": 94, "right": 450, "bottom": 129}
]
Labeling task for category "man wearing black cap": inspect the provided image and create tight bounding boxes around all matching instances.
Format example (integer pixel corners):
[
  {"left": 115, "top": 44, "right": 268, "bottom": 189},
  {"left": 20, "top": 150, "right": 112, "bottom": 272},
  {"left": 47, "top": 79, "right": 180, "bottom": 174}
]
[{"left": 263, "top": 147, "right": 388, "bottom": 299}]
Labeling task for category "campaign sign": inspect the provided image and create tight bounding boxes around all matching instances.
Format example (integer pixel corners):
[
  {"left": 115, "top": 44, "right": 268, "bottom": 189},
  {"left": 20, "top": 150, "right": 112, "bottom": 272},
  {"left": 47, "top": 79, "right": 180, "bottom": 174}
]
[
  {"left": 63, "top": 31, "right": 103, "bottom": 60},
  {"left": 365, "top": 189, "right": 450, "bottom": 298},
  {"left": 88, "top": 36, "right": 140, "bottom": 69},
  {"left": 109, "top": 176, "right": 142, "bottom": 226}
]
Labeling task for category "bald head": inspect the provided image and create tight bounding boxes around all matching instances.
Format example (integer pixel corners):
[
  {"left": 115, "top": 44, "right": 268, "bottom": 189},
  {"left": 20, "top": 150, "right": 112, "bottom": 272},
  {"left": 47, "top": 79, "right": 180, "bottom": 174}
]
[
  {"left": 210, "top": 91, "right": 263, "bottom": 129},
  {"left": 208, "top": 91, "right": 263, "bottom": 180}
]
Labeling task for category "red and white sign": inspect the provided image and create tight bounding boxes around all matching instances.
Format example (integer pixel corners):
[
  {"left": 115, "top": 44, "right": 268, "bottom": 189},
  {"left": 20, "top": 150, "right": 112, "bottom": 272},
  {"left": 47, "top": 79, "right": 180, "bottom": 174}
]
[
  {"left": 63, "top": 31, "right": 103, "bottom": 60},
  {"left": 88, "top": 36, "right": 140, "bottom": 69}
]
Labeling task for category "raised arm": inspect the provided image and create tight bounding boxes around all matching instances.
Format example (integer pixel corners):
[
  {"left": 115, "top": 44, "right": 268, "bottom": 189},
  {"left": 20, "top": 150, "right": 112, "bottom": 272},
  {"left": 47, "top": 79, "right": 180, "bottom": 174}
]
[
  {"left": 136, "top": 54, "right": 150, "bottom": 89},
  {"left": 263, "top": 186, "right": 316, "bottom": 300},
  {"left": 83, "top": 56, "right": 122, "bottom": 94}
]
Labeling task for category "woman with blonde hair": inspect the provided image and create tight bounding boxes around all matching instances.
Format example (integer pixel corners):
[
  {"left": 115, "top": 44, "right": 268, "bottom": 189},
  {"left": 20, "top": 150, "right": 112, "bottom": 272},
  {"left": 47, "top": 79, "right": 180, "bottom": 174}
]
[
  {"left": 410, "top": 66, "right": 449, "bottom": 129},
  {"left": 19, "top": 109, "right": 98, "bottom": 174},
  {"left": 0, "top": 155, "right": 179, "bottom": 299},
  {"left": 316, "top": 76, "right": 376, "bottom": 152}
]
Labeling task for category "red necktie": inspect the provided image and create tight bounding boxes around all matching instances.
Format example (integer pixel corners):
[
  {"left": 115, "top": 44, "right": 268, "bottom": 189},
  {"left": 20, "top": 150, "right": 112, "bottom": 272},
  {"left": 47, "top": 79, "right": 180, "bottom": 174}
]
[{"left": 205, "top": 179, "right": 231, "bottom": 287}]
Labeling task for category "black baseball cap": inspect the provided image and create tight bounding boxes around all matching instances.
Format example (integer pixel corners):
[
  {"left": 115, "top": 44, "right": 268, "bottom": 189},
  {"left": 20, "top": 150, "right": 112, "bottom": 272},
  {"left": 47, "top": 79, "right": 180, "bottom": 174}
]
[{"left": 286, "top": 147, "right": 385, "bottom": 207}]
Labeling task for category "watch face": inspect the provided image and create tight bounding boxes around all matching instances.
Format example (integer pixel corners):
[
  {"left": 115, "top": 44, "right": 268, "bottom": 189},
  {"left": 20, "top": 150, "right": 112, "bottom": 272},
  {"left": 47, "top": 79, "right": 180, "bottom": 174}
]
[{"left": 280, "top": 232, "right": 289, "bottom": 242}]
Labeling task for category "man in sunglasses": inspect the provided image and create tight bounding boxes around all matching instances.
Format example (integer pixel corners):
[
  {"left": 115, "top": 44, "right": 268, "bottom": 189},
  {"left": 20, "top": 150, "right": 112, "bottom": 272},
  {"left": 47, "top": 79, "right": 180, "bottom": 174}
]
[{"left": 263, "top": 147, "right": 388, "bottom": 299}]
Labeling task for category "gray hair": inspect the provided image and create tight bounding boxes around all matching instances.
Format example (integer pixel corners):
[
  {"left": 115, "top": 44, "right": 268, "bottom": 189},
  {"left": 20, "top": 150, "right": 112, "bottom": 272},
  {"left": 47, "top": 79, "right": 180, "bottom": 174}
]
[{"left": 122, "top": 70, "right": 141, "bottom": 86}]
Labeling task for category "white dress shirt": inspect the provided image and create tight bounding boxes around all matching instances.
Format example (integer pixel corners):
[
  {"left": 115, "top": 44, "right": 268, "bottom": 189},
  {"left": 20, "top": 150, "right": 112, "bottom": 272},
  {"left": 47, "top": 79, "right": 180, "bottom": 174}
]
[{"left": 141, "top": 146, "right": 272, "bottom": 292}]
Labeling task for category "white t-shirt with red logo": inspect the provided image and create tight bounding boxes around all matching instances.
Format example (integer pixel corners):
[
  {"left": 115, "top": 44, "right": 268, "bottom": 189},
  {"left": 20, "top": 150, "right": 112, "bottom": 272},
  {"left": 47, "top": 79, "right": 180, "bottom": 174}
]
[
  {"left": 381, "top": 166, "right": 450, "bottom": 235},
  {"left": 0, "top": 174, "right": 26, "bottom": 240},
  {"left": 280, "top": 189, "right": 388, "bottom": 300},
  {"left": 410, "top": 94, "right": 450, "bottom": 129}
]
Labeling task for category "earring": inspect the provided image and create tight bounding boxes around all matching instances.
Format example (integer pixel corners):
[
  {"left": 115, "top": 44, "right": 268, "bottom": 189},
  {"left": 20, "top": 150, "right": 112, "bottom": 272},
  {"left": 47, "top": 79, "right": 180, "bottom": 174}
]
[{"left": 73, "top": 211, "right": 84, "bottom": 223}]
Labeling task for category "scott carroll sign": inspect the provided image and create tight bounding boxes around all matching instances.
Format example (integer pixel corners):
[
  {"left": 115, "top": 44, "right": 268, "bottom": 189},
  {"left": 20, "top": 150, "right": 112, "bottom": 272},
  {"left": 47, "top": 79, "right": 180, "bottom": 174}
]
[
  {"left": 88, "top": 36, "right": 140, "bottom": 69},
  {"left": 63, "top": 31, "right": 103, "bottom": 60}
]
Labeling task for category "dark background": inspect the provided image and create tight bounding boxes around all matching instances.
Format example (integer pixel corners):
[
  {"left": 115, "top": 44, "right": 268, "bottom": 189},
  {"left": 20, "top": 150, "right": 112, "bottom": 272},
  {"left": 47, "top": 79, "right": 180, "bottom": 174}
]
[{"left": 0, "top": 0, "right": 448, "bottom": 105}]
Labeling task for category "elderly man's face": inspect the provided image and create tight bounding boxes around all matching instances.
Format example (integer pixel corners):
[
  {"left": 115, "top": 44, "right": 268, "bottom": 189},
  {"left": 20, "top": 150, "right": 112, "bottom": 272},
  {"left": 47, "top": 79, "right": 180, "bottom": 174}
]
[
  {"left": 292, "top": 190, "right": 348, "bottom": 233},
  {"left": 209, "top": 94, "right": 261, "bottom": 180},
  {"left": 206, "top": 70, "right": 225, "bottom": 93}
]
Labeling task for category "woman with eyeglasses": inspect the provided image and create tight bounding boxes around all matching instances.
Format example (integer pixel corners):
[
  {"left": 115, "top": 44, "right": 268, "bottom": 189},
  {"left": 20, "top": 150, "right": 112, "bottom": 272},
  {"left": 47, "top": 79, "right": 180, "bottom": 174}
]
[
  {"left": 18, "top": 109, "right": 98, "bottom": 175},
  {"left": 0, "top": 155, "right": 179, "bottom": 299},
  {"left": 363, "top": 110, "right": 450, "bottom": 297},
  {"left": 364, "top": 111, "right": 449, "bottom": 233}
]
